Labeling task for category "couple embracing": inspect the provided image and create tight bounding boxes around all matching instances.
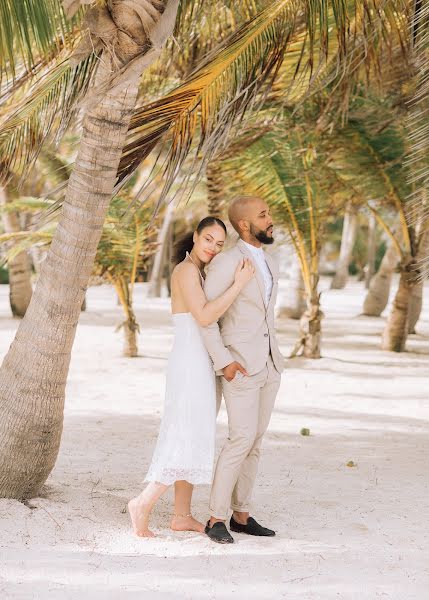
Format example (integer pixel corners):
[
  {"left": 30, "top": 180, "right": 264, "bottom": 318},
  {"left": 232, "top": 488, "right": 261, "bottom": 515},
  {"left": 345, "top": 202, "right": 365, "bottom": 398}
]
[{"left": 128, "top": 196, "right": 284, "bottom": 544}]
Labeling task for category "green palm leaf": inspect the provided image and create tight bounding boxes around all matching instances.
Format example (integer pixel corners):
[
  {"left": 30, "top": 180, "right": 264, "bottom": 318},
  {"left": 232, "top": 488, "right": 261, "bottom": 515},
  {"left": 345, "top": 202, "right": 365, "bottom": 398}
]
[
  {"left": 116, "top": 0, "right": 411, "bottom": 209},
  {"left": 0, "top": 0, "right": 81, "bottom": 83},
  {"left": 0, "top": 52, "right": 98, "bottom": 181}
]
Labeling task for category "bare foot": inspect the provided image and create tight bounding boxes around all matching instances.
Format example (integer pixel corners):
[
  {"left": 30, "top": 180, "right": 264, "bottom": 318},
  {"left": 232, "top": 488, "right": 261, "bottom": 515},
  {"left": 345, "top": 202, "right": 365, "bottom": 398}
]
[
  {"left": 170, "top": 515, "right": 205, "bottom": 533},
  {"left": 128, "top": 498, "right": 156, "bottom": 537}
]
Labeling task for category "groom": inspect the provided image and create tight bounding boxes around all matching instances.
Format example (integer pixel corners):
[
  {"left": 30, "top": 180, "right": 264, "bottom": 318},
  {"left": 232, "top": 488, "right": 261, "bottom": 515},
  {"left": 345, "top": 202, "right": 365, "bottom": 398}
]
[{"left": 201, "top": 196, "right": 284, "bottom": 544}]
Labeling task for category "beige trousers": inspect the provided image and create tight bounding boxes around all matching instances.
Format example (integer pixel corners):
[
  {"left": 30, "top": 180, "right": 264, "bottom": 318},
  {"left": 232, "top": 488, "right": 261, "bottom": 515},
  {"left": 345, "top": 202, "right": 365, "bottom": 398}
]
[{"left": 209, "top": 355, "right": 281, "bottom": 519}]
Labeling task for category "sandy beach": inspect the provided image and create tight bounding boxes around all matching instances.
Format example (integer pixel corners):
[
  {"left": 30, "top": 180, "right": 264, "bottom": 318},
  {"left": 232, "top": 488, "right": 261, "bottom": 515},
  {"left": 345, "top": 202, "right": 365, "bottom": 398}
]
[{"left": 1, "top": 277, "right": 428, "bottom": 599}]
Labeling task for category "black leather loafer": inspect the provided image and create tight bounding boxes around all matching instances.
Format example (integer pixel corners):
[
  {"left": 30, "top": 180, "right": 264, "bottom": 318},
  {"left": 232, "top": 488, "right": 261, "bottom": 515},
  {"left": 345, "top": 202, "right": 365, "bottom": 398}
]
[
  {"left": 230, "top": 516, "right": 276, "bottom": 537},
  {"left": 205, "top": 520, "right": 234, "bottom": 544}
]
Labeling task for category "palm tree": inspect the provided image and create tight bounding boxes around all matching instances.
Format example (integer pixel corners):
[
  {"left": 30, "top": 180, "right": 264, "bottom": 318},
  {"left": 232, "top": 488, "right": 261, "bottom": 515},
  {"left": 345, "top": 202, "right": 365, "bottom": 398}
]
[
  {"left": 0, "top": 0, "right": 181, "bottom": 499},
  {"left": 0, "top": 0, "right": 415, "bottom": 498},
  {"left": 87, "top": 194, "right": 158, "bottom": 356},
  {"left": 0, "top": 191, "right": 158, "bottom": 356},
  {"left": 326, "top": 94, "right": 427, "bottom": 351}
]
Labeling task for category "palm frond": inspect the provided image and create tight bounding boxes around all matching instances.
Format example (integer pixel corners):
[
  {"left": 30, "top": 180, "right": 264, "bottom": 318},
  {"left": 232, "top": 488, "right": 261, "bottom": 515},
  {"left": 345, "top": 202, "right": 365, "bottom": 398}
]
[
  {"left": 116, "top": 0, "right": 295, "bottom": 202},
  {"left": 0, "top": 0, "right": 82, "bottom": 83},
  {"left": 116, "top": 0, "right": 412, "bottom": 211},
  {"left": 0, "top": 52, "right": 98, "bottom": 182},
  {"left": 405, "top": 0, "right": 429, "bottom": 224},
  {"left": 0, "top": 230, "right": 54, "bottom": 265}
]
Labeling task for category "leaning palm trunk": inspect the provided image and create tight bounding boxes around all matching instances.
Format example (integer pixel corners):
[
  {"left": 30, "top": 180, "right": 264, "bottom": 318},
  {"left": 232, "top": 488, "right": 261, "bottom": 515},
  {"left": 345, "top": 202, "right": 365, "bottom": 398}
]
[
  {"left": 381, "top": 257, "right": 415, "bottom": 351},
  {"left": 147, "top": 200, "right": 175, "bottom": 298},
  {"left": 0, "top": 0, "right": 178, "bottom": 498},
  {"left": 0, "top": 75, "right": 140, "bottom": 498},
  {"left": 331, "top": 205, "right": 358, "bottom": 289},
  {"left": 277, "top": 254, "right": 306, "bottom": 319},
  {"left": 363, "top": 239, "right": 400, "bottom": 316},
  {"left": 0, "top": 188, "right": 33, "bottom": 317}
]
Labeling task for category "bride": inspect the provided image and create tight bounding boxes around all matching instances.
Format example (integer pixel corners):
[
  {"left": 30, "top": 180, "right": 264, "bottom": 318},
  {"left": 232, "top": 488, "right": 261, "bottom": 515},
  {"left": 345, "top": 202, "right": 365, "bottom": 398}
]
[{"left": 128, "top": 216, "right": 255, "bottom": 537}]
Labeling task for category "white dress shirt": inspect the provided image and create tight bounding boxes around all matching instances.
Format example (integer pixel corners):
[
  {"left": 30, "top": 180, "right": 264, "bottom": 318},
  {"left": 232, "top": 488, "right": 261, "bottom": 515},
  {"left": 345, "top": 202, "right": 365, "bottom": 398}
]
[{"left": 243, "top": 241, "right": 273, "bottom": 306}]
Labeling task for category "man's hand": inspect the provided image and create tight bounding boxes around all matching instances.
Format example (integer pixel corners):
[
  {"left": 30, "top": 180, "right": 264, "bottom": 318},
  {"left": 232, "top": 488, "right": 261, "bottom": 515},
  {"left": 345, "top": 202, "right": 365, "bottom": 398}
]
[{"left": 223, "top": 361, "right": 248, "bottom": 382}]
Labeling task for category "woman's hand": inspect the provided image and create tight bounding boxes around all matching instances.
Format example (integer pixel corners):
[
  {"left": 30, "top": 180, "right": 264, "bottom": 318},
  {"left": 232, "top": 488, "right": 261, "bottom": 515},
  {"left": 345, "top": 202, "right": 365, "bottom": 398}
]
[{"left": 234, "top": 258, "right": 255, "bottom": 288}]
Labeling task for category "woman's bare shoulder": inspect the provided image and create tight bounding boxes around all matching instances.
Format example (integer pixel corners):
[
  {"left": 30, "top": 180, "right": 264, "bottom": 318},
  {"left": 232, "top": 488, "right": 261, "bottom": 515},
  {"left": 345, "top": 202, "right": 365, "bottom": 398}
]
[{"left": 172, "top": 260, "right": 200, "bottom": 283}]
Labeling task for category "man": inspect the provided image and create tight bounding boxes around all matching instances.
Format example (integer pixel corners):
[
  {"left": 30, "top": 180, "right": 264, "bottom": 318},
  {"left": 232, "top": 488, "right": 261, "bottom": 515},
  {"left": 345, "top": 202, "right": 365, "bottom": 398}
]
[{"left": 201, "top": 196, "right": 284, "bottom": 544}]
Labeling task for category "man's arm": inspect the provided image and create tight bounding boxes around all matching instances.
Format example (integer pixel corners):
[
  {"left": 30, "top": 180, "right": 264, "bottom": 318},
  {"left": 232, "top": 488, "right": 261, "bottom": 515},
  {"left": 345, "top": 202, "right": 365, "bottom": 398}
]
[{"left": 201, "top": 253, "right": 236, "bottom": 371}]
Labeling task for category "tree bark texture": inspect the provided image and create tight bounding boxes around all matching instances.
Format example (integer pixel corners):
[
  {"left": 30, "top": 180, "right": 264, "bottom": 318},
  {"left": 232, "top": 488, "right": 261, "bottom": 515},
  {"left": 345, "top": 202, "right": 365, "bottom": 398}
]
[
  {"left": 381, "top": 258, "right": 414, "bottom": 352},
  {"left": 298, "top": 274, "right": 323, "bottom": 358},
  {"left": 408, "top": 229, "right": 429, "bottom": 333}
]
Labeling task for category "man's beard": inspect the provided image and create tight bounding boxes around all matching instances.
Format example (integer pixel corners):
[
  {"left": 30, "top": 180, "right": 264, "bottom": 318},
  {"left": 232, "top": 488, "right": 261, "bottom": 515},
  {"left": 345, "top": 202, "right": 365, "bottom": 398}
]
[{"left": 251, "top": 224, "right": 274, "bottom": 245}]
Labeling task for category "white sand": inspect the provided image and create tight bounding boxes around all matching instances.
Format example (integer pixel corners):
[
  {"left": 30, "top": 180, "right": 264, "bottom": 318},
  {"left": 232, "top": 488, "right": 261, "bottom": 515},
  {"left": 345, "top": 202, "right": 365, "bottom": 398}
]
[{"left": 1, "top": 277, "right": 428, "bottom": 599}]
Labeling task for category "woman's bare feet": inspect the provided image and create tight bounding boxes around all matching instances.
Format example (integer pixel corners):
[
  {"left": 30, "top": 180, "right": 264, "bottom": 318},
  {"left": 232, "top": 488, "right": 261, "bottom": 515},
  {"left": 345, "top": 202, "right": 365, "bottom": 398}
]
[
  {"left": 128, "top": 498, "right": 155, "bottom": 537},
  {"left": 170, "top": 514, "right": 205, "bottom": 533}
]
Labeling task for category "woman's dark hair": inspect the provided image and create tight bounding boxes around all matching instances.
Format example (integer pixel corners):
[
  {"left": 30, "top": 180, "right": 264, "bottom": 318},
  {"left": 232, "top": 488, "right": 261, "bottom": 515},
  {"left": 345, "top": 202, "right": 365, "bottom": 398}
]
[{"left": 172, "top": 217, "right": 227, "bottom": 265}]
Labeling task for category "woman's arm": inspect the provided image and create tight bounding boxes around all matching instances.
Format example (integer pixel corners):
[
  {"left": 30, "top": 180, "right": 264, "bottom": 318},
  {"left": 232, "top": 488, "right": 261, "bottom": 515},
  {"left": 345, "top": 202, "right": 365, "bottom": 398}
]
[{"left": 176, "top": 259, "right": 254, "bottom": 327}]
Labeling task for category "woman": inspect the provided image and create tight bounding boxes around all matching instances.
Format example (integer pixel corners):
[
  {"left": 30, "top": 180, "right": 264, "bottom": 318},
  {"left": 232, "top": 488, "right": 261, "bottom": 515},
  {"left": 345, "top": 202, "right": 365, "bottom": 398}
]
[{"left": 128, "top": 216, "right": 255, "bottom": 537}]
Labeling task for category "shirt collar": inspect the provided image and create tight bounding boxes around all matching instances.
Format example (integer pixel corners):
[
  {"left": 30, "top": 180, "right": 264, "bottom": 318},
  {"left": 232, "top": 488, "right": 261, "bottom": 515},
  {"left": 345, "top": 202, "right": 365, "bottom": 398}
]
[{"left": 242, "top": 240, "right": 264, "bottom": 255}]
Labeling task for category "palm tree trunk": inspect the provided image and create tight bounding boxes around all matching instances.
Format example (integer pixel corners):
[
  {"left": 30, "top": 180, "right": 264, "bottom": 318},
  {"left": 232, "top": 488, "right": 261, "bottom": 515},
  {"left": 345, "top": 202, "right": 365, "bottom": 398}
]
[
  {"left": 114, "top": 278, "right": 139, "bottom": 357},
  {"left": 408, "top": 229, "right": 429, "bottom": 333},
  {"left": 365, "top": 212, "right": 377, "bottom": 289},
  {"left": 277, "top": 254, "right": 306, "bottom": 319},
  {"left": 147, "top": 200, "right": 175, "bottom": 298},
  {"left": 0, "top": 187, "right": 33, "bottom": 317},
  {"left": 207, "top": 161, "right": 225, "bottom": 218},
  {"left": 331, "top": 205, "right": 358, "bottom": 289},
  {"left": 408, "top": 280, "right": 423, "bottom": 334},
  {"left": 300, "top": 275, "right": 323, "bottom": 358},
  {"left": 0, "top": 76, "right": 139, "bottom": 499},
  {"left": 0, "top": 1, "right": 178, "bottom": 499},
  {"left": 381, "top": 257, "right": 414, "bottom": 352},
  {"left": 362, "top": 239, "right": 400, "bottom": 316},
  {"left": 290, "top": 273, "right": 323, "bottom": 359}
]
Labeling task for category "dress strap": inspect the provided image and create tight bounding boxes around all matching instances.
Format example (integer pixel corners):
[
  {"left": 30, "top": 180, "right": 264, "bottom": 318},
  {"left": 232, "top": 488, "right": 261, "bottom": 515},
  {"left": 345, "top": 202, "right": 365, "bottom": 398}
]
[{"left": 186, "top": 251, "right": 205, "bottom": 283}]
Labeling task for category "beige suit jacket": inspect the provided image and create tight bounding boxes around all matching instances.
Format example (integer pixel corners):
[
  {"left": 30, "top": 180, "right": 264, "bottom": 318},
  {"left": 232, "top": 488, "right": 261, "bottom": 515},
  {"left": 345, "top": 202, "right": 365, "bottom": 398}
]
[{"left": 201, "top": 239, "right": 285, "bottom": 376}]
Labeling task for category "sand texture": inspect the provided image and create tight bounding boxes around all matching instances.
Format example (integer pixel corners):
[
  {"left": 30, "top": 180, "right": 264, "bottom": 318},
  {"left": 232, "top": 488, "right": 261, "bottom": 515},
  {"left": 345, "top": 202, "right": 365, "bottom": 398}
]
[{"left": 1, "top": 277, "right": 428, "bottom": 599}]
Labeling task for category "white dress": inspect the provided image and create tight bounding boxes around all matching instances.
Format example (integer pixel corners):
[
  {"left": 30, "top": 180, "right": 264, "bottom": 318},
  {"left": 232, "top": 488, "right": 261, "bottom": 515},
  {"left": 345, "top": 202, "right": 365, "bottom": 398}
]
[{"left": 144, "top": 311, "right": 216, "bottom": 485}]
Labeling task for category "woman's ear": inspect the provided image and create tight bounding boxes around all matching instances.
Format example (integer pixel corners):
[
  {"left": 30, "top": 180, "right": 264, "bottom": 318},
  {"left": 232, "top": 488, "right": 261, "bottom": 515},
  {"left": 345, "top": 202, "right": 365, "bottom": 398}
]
[{"left": 193, "top": 231, "right": 197, "bottom": 244}]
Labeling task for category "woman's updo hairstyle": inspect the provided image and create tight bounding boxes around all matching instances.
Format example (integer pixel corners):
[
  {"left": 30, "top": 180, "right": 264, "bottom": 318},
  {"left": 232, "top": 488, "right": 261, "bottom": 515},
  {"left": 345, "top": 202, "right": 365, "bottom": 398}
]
[{"left": 172, "top": 217, "right": 227, "bottom": 265}]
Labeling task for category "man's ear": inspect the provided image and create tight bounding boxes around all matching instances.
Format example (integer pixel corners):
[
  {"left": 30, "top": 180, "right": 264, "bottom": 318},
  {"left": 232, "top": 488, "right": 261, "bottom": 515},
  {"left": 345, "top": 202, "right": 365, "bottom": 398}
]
[{"left": 237, "top": 219, "right": 248, "bottom": 233}]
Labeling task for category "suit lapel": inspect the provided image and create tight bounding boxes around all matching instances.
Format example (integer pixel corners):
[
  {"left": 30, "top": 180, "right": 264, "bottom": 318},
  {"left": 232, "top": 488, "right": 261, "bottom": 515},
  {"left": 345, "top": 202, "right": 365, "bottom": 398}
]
[
  {"left": 264, "top": 251, "right": 277, "bottom": 313},
  {"left": 237, "top": 239, "right": 266, "bottom": 309}
]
